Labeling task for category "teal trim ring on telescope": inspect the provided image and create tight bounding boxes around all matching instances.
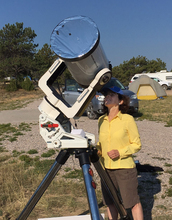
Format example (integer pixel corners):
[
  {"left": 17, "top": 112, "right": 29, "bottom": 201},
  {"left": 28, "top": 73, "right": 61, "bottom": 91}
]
[{"left": 50, "top": 15, "right": 100, "bottom": 61}]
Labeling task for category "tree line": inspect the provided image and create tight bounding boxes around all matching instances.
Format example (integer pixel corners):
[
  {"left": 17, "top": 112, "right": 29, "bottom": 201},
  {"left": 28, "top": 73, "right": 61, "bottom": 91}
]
[
  {"left": 0, "top": 22, "right": 167, "bottom": 90},
  {"left": 112, "top": 56, "right": 166, "bottom": 86}
]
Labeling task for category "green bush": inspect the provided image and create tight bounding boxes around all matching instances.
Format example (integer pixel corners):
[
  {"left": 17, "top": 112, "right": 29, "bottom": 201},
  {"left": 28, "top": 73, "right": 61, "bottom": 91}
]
[
  {"left": 21, "top": 77, "right": 34, "bottom": 91},
  {"left": 5, "top": 79, "right": 18, "bottom": 91}
]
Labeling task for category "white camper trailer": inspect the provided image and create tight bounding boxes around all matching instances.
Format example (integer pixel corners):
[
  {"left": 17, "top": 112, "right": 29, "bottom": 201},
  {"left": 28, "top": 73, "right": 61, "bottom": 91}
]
[
  {"left": 146, "top": 70, "right": 172, "bottom": 82},
  {"left": 131, "top": 70, "right": 172, "bottom": 81}
]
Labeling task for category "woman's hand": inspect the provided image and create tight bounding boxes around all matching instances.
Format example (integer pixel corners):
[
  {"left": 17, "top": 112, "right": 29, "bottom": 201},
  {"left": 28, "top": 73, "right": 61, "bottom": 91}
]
[{"left": 107, "top": 150, "right": 120, "bottom": 160}]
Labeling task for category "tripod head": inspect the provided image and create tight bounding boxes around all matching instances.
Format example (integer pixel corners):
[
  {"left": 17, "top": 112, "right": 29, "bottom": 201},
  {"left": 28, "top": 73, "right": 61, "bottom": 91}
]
[{"left": 38, "top": 16, "right": 112, "bottom": 149}]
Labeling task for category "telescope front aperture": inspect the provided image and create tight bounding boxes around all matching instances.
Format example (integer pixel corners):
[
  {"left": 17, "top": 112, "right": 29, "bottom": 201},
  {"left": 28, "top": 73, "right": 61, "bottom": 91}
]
[{"left": 50, "top": 15, "right": 100, "bottom": 61}]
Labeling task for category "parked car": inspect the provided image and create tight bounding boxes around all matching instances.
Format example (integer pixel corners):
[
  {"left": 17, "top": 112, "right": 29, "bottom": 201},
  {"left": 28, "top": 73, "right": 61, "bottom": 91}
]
[
  {"left": 150, "top": 77, "right": 171, "bottom": 90},
  {"left": 62, "top": 77, "right": 139, "bottom": 119}
]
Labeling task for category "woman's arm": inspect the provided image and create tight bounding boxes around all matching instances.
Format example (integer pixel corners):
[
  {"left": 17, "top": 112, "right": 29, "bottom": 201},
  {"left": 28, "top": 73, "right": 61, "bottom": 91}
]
[{"left": 118, "top": 117, "right": 141, "bottom": 159}]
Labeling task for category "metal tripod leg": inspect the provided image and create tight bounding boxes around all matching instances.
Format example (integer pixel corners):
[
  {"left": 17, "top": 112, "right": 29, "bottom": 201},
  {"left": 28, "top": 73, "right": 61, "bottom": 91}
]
[
  {"left": 90, "top": 147, "right": 132, "bottom": 220},
  {"left": 16, "top": 146, "right": 130, "bottom": 220},
  {"left": 16, "top": 150, "right": 70, "bottom": 220},
  {"left": 75, "top": 149, "right": 102, "bottom": 220}
]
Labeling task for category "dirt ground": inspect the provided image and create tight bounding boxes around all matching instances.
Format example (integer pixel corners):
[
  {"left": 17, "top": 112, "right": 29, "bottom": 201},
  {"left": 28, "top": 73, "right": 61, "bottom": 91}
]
[{"left": 166, "top": 89, "right": 172, "bottom": 96}]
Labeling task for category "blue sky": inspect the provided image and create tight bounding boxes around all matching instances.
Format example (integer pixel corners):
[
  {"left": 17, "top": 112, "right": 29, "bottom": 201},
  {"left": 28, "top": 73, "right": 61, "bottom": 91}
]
[{"left": 1, "top": 0, "right": 172, "bottom": 71}]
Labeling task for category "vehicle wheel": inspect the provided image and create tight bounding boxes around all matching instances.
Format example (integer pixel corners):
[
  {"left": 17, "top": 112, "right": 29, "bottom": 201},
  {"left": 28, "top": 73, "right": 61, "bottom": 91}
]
[
  {"left": 162, "top": 84, "right": 168, "bottom": 90},
  {"left": 86, "top": 102, "right": 98, "bottom": 120}
]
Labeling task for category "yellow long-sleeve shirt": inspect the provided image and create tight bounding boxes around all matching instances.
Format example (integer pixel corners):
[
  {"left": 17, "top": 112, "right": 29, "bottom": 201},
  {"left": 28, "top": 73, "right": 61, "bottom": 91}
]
[{"left": 97, "top": 111, "right": 141, "bottom": 169}]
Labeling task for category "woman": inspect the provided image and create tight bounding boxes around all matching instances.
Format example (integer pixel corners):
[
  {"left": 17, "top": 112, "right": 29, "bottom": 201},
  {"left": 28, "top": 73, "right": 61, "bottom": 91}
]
[{"left": 97, "top": 86, "right": 143, "bottom": 220}]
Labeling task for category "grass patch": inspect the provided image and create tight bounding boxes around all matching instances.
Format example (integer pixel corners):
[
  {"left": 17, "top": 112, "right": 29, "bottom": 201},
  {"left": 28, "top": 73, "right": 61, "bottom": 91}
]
[
  {"left": 0, "top": 88, "right": 43, "bottom": 111},
  {"left": 64, "top": 167, "right": 72, "bottom": 172},
  {"left": 0, "top": 123, "right": 32, "bottom": 145},
  {"left": 165, "top": 170, "right": 172, "bottom": 174},
  {"left": 166, "top": 187, "right": 172, "bottom": 197},
  {"left": 41, "top": 149, "right": 56, "bottom": 158},
  {"left": 153, "top": 216, "right": 172, "bottom": 220},
  {"left": 27, "top": 149, "right": 38, "bottom": 154},
  {"left": 12, "top": 150, "right": 25, "bottom": 157},
  {"left": 0, "top": 146, "right": 8, "bottom": 153},
  {"left": 161, "top": 194, "right": 166, "bottom": 199},
  {"left": 0, "top": 155, "right": 11, "bottom": 162},
  {"left": 34, "top": 159, "right": 55, "bottom": 174},
  {"left": 63, "top": 169, "right": 83, "bottom": 180},
  {"left": 169, "top": 176, "right": 172, "bottom": 185},
  {"left": 164, "top": 163, "right": 172, "bottom": 167},
  {"left": 152, "top": 156, "right": 166, "bottom": 161},
  {"left": 0, "top": 160, "right": 96, "bottom": 219},
  {"left": 155, "top": 205, "right": 167, "bottom": 210},
  {"left": 135, "top": 96, "right": 172, "bottom": 126},
  {"left": 19, "top": 154, "right": 33, "bottom": 163}
]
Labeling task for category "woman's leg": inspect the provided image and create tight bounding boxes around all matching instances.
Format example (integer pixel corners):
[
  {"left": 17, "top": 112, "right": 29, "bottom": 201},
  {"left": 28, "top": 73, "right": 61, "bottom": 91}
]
[
  {"left": 131, "top": 202, "right": 144, "bottom": 220},
  {"left": 107, "top": 204, "right": 118, "bottom": 220}
]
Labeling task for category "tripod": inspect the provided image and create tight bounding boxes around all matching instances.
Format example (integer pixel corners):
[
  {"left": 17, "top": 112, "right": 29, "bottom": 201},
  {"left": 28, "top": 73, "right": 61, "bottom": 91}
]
[{"left": 16, "top": 146, "right": 131, "bottom": 220}]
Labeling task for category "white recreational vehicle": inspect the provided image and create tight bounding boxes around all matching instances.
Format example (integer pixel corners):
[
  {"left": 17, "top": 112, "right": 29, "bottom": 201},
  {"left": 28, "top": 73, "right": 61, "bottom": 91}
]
[{"left": 130, "top": 70, "right": 172, "bottom": 90}]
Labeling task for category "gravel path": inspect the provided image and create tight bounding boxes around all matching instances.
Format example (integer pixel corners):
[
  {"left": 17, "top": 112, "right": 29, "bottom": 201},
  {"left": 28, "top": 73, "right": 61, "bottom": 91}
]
[{"left": 1, "top": 98, "right": 172, "bottom": 219}]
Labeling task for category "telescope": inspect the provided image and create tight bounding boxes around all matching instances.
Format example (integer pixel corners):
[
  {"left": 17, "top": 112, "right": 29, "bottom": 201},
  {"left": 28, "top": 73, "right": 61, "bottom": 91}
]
[
  {"left": 38, "top": 15, "right": 112, "bottom": 149},
  {"left": 16, "top": 16, "right": 131, "bottom": 220}
]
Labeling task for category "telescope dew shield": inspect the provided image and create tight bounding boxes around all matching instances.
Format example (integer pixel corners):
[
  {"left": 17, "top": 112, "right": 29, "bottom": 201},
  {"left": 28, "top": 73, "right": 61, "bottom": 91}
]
[{"left": 51, "top": 15, "right": 110, "bottom": 87}]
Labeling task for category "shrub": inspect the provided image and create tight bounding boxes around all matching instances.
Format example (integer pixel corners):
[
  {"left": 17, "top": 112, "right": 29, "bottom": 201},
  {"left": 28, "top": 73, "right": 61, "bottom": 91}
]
[
  {"left": 5, "top": 79, "right": 18, "bottom": 91},
  {"left": 21, "top": 77, "right": 34, "bottom": 91}
]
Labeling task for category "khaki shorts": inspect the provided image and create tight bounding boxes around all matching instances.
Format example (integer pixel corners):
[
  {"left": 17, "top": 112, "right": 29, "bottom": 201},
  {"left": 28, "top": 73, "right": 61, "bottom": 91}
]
[{"left": 101, "top": 168, "right": 140, "bottom": 209}]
